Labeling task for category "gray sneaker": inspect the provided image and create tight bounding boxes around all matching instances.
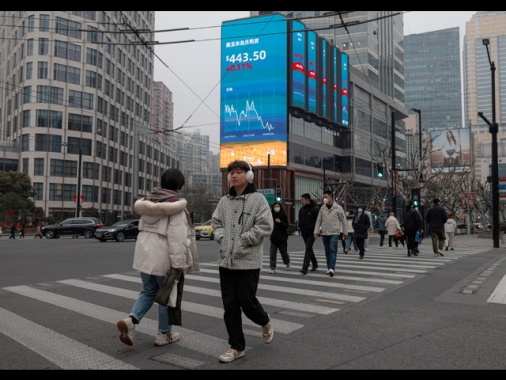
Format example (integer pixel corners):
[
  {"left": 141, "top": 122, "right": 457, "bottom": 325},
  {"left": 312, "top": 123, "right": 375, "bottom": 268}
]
[
  {"left": 154, "top": 330, "right": 181, "bottom": 346},
  {"left": 117, "top": 317, "right": 135, "bottom": 346},
  {"left": 262, "top": 316, "right": 274, "bottom": 344},
  {"left": 219, "top": 348, "right": 245, "bottom": 363}
]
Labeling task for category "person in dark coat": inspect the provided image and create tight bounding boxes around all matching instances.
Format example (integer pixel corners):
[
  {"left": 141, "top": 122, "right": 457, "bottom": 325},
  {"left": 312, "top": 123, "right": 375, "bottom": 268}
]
[
  {"left": 426, "top": 198, "right": 448, "bottom": 256},
  {"left": 298, "top": 193, "right": 320, "bottom": 274},
  {"left": 352, "top": 206, "right": 371, "bottom": 259},
  {"left": 403, "top": 202, "right": 423, "bottom": 257},
  {"left": 269, "top": 202, "right": 290, "bottom": 274},
  {"left": 9, "top": 222, "right": 17, "bottom": 239}
]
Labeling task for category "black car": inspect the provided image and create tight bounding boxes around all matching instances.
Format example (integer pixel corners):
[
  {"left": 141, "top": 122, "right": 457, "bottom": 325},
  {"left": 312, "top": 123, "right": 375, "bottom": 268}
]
[
  {"left": 94, "top": 219, "right": 140, "bottom": 242},
  {"left": 42, "top": 217, "right": 103, "bottom": 239}
]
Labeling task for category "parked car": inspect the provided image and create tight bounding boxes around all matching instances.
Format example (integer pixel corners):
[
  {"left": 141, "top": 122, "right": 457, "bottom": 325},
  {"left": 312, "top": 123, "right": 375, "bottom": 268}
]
[
  {"left": 194, "top": 219, "right": 214, "bottom": 240},
  {"left": 42, "top": 217, "right": 103, "bottom": 239},
  {"left": 95, "top": 219, "right": 140, "bottom": 242}
]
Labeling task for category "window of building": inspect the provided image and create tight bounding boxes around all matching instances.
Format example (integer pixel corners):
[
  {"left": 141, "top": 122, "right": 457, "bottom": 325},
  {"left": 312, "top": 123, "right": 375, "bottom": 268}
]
[
  {"left": 37, "top": 61, "right": 48, "bottom": 79},
  {"left": 33, "top": 182, "right": 43, "bottom": 200},
  {"left": 36, "top": 109, "right": 62, "bottom": 128},
  {"left": 38, "top": 38, "right": 49, "bottom": 55},
  {"left": 26, "top": 62, "right": 33, "bottom": 80},
  {"left": 39, "top": 14, "right": 49, "bottom": 32},
  {"left": 34, "top": 158, "right": 44, "bottom": 176}
]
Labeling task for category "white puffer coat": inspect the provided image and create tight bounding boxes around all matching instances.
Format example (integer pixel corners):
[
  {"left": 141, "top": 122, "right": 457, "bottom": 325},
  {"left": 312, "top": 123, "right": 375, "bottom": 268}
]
[{"left": 133, "top": 198, "right": 199, "bottom": 276}]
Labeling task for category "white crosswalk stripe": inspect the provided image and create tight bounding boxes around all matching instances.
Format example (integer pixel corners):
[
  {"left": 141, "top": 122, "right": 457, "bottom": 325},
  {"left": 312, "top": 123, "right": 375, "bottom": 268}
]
[{"left": 0, "top": 249, "right": 478, "bottom": 369}]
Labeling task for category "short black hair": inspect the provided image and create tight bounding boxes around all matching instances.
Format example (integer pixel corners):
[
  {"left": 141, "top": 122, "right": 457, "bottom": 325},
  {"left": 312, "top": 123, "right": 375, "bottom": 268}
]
[
  {"left": 323, "top": 190, "right": 334, "bottom": 197},
  {"left": 301, "top": 193, "right": 311, "bottom": 200},
  {"left": 433, "top": 198, "right": 440, "bottom": 204},
  {"left": 227, "top": 160, "right": 252, "bottom": 173},
  {"left": 160, "top": 168, "right": 185, "bottom": 191}
]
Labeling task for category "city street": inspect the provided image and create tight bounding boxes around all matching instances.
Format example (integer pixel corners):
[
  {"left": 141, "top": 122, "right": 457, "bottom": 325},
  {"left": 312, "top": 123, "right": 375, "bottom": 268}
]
[{"left": 0, "top": 233, "right": 505, "bottom": 369}]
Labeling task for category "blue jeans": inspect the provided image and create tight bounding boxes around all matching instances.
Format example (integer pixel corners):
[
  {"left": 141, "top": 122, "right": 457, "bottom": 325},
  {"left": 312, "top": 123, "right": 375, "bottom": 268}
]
[
  {"left": 322, "top": 234, "right": 339, "bottom": 270},
  {"left": 345, "top": 233, "right": 359, "bottom": 252},
  {"left": 129, "top": 272, "right": 172, "bottom": 333}
]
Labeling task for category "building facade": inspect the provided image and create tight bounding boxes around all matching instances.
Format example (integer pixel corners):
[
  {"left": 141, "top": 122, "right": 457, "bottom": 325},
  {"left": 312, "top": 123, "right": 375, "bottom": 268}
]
[
  {"left": 463, "top": 11, "right": 506, "bottom": 183},
  {"left": 0, "top": 11, "right": 180, "bottom": 223}
]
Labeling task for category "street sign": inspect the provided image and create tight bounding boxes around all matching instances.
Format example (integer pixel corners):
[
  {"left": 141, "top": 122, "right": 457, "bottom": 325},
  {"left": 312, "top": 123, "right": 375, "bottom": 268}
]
[{"left": 258, "top": 188, "right": 275, "bottom": 205}]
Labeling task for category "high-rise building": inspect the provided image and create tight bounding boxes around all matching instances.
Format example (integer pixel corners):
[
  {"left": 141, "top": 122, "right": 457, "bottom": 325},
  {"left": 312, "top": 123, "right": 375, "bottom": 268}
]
[
  {"left": 151, "top": 81, "right": 174, "bottom": 147},
  {"left": 463, "top": 11, "right": 506, "bottom": 183},
  {"left": 251, "top": 11, "right": 405, "bottom": 103},
  {"left": 404, "top": 28, "right": 463, "bottom": 131},
  {"left": 0, "top": 11, "right": 179, "bottom": 222}
]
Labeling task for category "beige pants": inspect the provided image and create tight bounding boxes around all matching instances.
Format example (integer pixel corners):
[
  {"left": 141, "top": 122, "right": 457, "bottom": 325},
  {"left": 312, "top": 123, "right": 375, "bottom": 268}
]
[{"left": 445, "top": 232, "right": 455, "bottom": 248}]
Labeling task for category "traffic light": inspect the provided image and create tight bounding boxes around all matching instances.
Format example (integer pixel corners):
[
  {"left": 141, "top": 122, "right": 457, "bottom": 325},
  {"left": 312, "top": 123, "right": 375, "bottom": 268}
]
[
  {"left": 411, "top": 188, "right": 421, "bottom": 207},
  {"left": 275, "top": 188, "right": 282, "bottom": 202},
  {"left": 376, "top": 163, "right": 384, "bottom": 178}
]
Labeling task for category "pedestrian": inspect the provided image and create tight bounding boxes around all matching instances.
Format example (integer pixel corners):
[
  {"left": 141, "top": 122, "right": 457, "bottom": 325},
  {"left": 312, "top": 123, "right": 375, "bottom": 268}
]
[
  {"left": 116, "top": 168, "right": 199, "bottom": 347},
  {"left": 425, "top": 198, "right": 448, "bottom": 257},
  {"left": 363, "top": 206, "right": 374, "bottom": 251},
  {"left": 385, "top": 212, "right": 402, "bottom": 248},
  {"left": 19, "top": 224, "right": 26, "bottom": 238},
  {"left": 298, "top": 193, "right": 320, "bottom": 275},
  {"left": 211, "top": 160, "right": 274, "bottom": 363},
  {"left": 403, "top": 202, "right": 422, "bottom": 257},
  {"left": 0, "top": 225, "right": 2, "bottom": 238},
  {"left": 352, "top": 206, "right": 371, "bottom": 259},
  {"left": 34, "top": 222, "right": 43, "bottom": 239},
  {"left": 313, "top": 190, "right": 348, "bottom": 277},
  {"left": 444, "top": 213, "right": 457, "bottom": 251},
  {"left": 9, "top": 222, "right": 17, "bottom": 239},
  {"left": 344, "top": 210, "right": 359, "bottom": 254},
  {"left": 374, "top": 211, "right": 388, "bottom": 248},
  {"left": 269, "top": 201, "right": 290, "bottom": 274}
]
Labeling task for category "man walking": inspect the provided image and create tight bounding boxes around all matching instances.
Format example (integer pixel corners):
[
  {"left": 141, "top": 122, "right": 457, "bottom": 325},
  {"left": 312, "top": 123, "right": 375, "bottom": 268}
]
[
  {"left": 425, "top": 198, "right": 448, "bottom": 257},
  {"left": 298, "top": 193, "right": 320, "bottom": 275},
  {"left": 314, "top": 190, "right": 347, "bottom": 277},
  {"left": 403, "top": 202, "right": 422, "bottom": 257}
]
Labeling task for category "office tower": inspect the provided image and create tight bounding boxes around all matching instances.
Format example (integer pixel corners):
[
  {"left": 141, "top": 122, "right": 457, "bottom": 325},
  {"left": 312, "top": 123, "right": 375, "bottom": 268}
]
[
  {"left": 462, "top": 11, "right": 506, "bottom": 183},
  {"left": 404, "top": 28, "right": 463, "bottom": 131},
  {"left": 251, "top": 11, "right": 405, "bottom": 103},
  {"left": 0, "top": 11, "right": 179, "bottom": 222},
  {"left": 151, "top": 81, "right": 174, "bottom": 147}
]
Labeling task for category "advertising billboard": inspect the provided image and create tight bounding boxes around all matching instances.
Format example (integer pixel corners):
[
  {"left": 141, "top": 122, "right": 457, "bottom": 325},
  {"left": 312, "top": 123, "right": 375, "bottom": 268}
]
[
  {"left": 220, "top": 14, "right": 288, "bottom": 168},
  {"left": 290, "top": 20, "right": 306, "bottom": 110},
  {"left": 430, "top": 128, "right": 471, "bottom": 173},
  {"left": 340, "top": 52, "right": 349, "bottom": 127}
]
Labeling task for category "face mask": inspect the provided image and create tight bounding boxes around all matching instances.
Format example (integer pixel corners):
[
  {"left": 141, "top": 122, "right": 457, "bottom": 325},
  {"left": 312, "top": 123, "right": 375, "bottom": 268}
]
[
  {"left": 323, "top": 198, "right": 329, "bottom": 205},
  {"left": 358, "top": 208, "right": 363, "bottom": 214},
  {"left": 274, "top": 207, "right": 280, "bottom": 212}
]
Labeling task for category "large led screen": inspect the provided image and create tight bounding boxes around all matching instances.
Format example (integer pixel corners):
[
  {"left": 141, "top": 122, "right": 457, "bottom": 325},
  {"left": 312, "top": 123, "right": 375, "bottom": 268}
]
[
  {"left": 290, "top": 20, "right": 306, "bottom": 110},
  {"left": 307, "top": 31, "right": 317, "bottom": 114},
  {"left": 430, "top": 128, "right": 471, "bottom": 173},
  {"left": 220, "top": 14, "right": 288, "bottom": 168},
  {"left": 341, "top": 52, "right": 349, "bottom": 127}
]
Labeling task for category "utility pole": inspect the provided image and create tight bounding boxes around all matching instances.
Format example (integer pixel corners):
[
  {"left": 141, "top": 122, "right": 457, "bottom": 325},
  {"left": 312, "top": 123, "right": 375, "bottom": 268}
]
[
  {"left": 479, "top": 38, "right": 499, "bottom": 248},
  {"left": 76, "top": 144, "right": 82, "bottom": 217},
  {"left": 391, "top": 111, "right": 397, "bottom": 217}
]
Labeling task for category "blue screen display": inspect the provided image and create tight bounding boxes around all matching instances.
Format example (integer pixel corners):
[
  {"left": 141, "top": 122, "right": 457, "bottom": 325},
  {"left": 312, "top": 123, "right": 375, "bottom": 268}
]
[
  {"left": 341, "top": 52, "right": 349, "bottom": 127},
  {"left": 307, "top": 31, "right": 317, "bottom": 114},
  {"left": 290, "top": 20, "right": 306, "bottom": 110},
  {"left": 220, "top": 14, "right": 288, "bottom": 168}
]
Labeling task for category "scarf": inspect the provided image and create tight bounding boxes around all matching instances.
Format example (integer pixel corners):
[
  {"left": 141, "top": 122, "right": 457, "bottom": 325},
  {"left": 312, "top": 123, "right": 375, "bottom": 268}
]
[{"left": 145, "top": 187, "right": 194, "bottom": 233}]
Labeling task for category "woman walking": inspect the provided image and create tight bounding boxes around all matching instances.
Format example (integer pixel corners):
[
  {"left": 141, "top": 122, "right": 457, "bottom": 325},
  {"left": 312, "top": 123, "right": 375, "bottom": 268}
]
[
  {"left": 352, "top": 206, "right": 370, "bottom": 259},
  {"left": 385, "top": 212, "right": 402, "bottom": 248},
  {"left": 269, "top": 202, "right": 290, "bottom": 274}
]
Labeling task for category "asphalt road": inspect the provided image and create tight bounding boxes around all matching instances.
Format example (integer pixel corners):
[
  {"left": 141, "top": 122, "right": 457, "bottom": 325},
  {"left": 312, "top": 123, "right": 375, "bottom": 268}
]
[{"left": 0, "top": 233, "right": 505, "bottom": 369}]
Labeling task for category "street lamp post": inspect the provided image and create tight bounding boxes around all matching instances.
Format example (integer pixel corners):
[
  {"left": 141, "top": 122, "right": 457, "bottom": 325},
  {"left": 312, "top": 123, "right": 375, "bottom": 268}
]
[
  {"left": 76, "top": 144, "right": 82, "bottom": 217},
  {"left": 478, "top": 38, "right": 499, "bottom": 248},
  {"left": 410, "top": 108, "right": 423, "bottom": 162}
]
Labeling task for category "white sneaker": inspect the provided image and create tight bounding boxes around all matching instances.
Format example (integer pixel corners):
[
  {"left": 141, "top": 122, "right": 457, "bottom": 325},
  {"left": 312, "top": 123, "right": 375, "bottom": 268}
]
[
  {"left": 154, "top": 331, "right": 180, "bottom": 346},
  {"left": 326, "top": 269, "right": 330, "bottom": 274},
  {"left": 117, "top": 317, "right": 135, "bottom": 346},
  {"left": 329, "top": 269, "right": 334, "bottom": 277},
  {"left": 219, "top": 348, "right": 245, "bottom": 363},
  {"left": 270, "top": 269, "right": 276, "bottom": 274},
  {"left": 286, "top": 263, "right": 291, "bottom": 271}
]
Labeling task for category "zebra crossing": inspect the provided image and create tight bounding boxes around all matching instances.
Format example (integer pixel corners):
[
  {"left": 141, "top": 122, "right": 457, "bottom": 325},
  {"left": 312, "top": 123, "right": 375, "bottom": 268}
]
[{"left": 0, "top": 248, "right": 463, "bottom": 369}]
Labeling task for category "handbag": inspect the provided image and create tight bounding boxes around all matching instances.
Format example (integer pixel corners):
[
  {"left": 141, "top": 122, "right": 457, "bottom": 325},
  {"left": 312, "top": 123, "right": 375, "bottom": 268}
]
[
  {"left": 155, "top": 268, "right": 182, "bottom": 307},
  {"left": 395, "top": 230, "right": 404, "bottom": 239},
  {"left": 415, "top": 230, "right": 421, "bottom": 243}
]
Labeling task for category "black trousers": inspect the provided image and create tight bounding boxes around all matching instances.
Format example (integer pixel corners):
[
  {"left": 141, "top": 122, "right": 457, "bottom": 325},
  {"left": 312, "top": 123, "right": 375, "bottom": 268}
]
[
  {"left": 301, "top": 234, "right": 318, "bottom": 271},
  {"left": 219, "top": 267, "right": 269, "bottom": 351}
]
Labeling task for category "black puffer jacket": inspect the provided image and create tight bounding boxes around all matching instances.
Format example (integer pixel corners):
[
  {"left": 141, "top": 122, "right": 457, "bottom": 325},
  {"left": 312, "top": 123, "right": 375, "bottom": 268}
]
[
  {"left": 298, "top": 200, "right": 320, "bottom": 237},
  {"left": 270, "top": 203, "right": 289, "bottom": 243}
]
